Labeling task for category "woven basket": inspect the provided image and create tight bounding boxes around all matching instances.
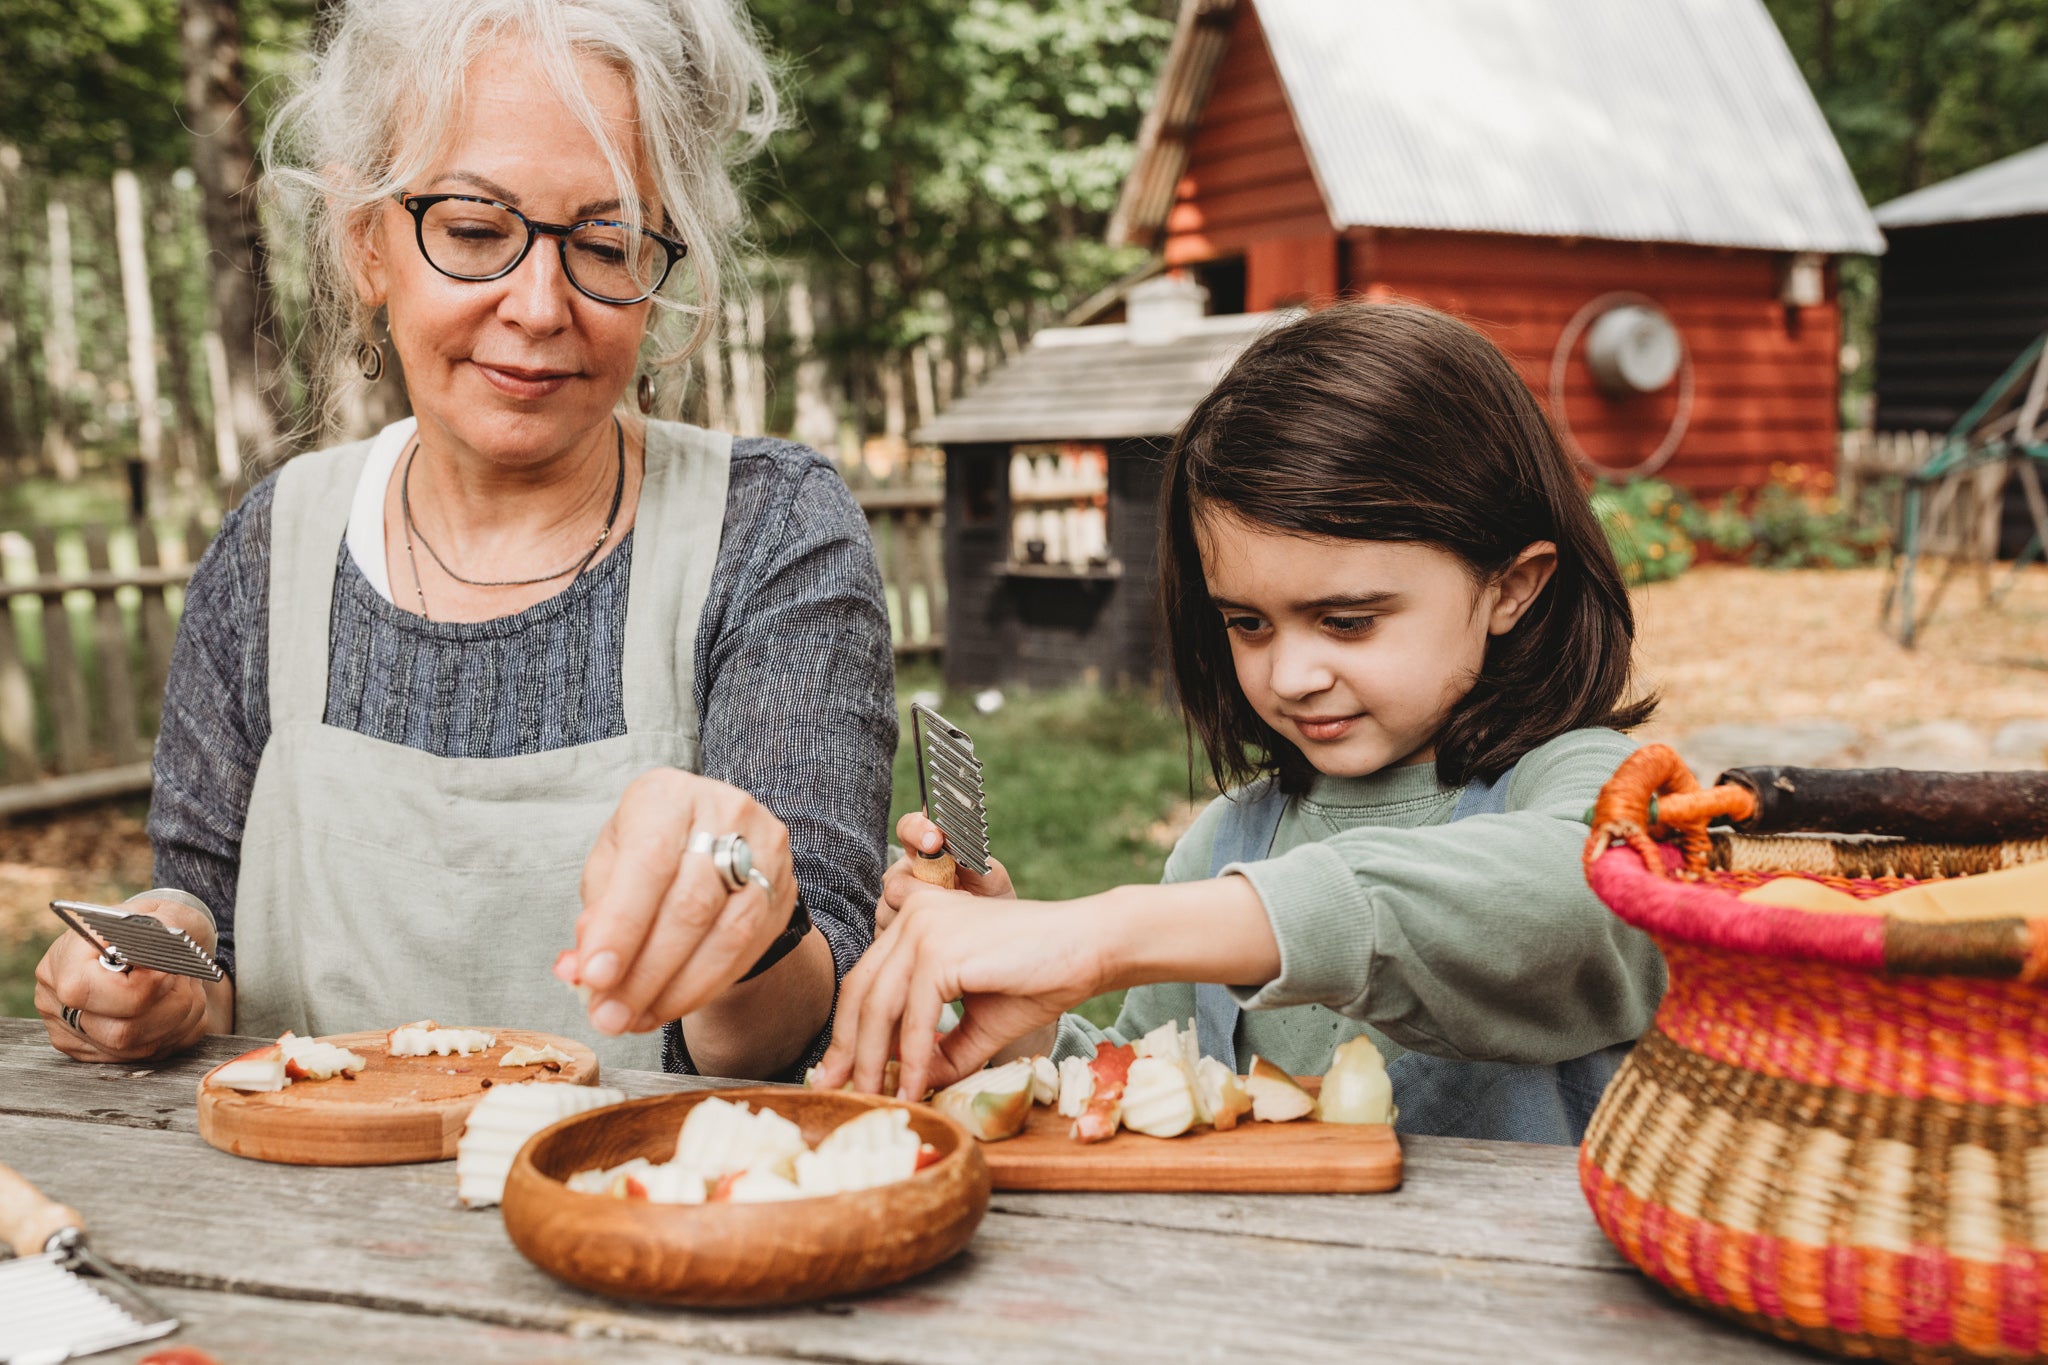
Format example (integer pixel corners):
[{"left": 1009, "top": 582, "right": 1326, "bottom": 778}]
[{"left": 1579, "top": 745, "right": 2048, "bottom": 1364}]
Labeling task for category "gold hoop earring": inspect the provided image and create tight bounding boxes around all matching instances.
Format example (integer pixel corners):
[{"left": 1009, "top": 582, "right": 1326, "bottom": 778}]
[
  {"left": 636, "top": 373, "right": 655, "bottom": 415},
  {"left": 357, "top": 340, "right": 385, "bottom": 383}
]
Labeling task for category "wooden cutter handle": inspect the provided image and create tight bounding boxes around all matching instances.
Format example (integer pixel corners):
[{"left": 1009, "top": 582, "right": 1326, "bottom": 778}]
[
  {"left": 907, "top": 849, "right": 959, "bottom": 891},
  {"left": 0, "top": 1159, "right": 82, "bottom": 1257}
]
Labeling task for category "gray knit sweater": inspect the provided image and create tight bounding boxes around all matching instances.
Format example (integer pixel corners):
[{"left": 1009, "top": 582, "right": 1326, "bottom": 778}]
[{"left": 148, "top": 436, "right": 897, "bottom": 1078}]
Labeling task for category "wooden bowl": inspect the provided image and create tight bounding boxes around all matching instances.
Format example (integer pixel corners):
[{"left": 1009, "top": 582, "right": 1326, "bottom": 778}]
[{"left": 501, "top": 1088, "right": 991, "bottom": 1307}]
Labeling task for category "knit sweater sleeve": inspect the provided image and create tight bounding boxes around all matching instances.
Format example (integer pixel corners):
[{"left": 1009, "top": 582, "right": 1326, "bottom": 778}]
[
  {"left": 1223, "top": 730, "right": 1663, "bottom": 1065},
  {"left": 681, "top": 440, "right": 896, "bottom": 1076},
  {"left": 146, "top": 477, "right": 279, "bottom": 979}
]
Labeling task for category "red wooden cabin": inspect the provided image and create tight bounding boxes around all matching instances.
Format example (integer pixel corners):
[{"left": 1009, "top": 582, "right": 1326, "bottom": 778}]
[{"left": 1110, "top": 0, "right": 1885, "bottom": 496}]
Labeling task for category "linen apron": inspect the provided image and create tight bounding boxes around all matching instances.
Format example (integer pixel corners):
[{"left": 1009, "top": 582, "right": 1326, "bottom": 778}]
[
  {"left": 1193, "top": 770, "right": 1632, "bottom": 1144},
  {"left": 234, "top": 420, "right": 732, "bottom": 1074}
]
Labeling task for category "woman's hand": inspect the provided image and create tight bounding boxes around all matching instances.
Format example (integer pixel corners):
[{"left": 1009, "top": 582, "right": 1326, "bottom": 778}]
[
  {"left": 878, "top": 811, "right": 1016, "bottom": 930},
  {"left": 566, "top": 768, "right": 801, "bottom": 1036},
  {"left": 815, "top": 888, "right": 1112, "bottom": 1101},
  {"left": 35, "top": 897, "right": 227, "bottom": 1062}
]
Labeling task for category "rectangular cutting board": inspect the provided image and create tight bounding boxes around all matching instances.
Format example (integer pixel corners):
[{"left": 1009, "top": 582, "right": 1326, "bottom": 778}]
[{"left": 981, "top": 1078, "right": 1401, "bottom": 1193}]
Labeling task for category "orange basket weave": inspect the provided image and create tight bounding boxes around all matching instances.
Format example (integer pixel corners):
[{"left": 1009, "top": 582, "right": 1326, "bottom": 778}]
[{"left": 1579, "top": 745, "right": 2048, "bottom": 1365}]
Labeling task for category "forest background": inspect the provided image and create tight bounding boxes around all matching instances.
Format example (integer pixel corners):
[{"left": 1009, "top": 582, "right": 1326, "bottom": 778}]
[{"left": 0, "top": 0, "right": 2044, "bottom": 522}]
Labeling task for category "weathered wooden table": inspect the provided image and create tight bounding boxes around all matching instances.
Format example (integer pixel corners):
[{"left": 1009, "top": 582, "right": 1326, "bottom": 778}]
[{"left": 0, "top": 1018, "right": 1812, "bottom": 1363}]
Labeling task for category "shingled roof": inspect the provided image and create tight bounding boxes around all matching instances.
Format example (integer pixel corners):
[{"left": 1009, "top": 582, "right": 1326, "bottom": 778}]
[
  {"left": 913, "top": 311, "right": 1287, "bottom": 446},
  {"left": 1113, "top": 0, "right": 1884, "bottom": 256},
  {"left": 1875, "top": 142, "right": 2048, "bottom": 230}
]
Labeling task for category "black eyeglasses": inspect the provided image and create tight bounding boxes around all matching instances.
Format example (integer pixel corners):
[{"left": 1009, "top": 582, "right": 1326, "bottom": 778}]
[{"left": 392, "top": 191, "right": 688, "bottom": 305}]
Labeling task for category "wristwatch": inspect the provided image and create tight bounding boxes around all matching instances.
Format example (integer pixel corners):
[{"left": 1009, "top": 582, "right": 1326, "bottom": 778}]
[{"left": 739, "top": 891, "right": 811, "bottom": 982}]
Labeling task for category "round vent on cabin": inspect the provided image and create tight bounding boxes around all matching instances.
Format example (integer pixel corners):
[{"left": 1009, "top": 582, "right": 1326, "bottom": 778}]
[
  {"left": 1549, "top": 292, "right": 1695, "bottom": 479},
  {"left": 1585, "top": 304, "right": 1682, "bottom": 396}
]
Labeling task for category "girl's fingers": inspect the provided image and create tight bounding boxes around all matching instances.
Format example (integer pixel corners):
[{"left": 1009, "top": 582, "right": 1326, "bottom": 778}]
[
  {"left": 892, "top": 963, "right": 952, "bottom": 1101},
  {"left": 895, "top": 810, "right": 945, "bottom": 855},
  {"left": 849, "top": 925, "right": 920, "bottom": 1093}
]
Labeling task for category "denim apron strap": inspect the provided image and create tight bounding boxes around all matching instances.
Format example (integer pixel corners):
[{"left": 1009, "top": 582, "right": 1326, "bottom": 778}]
[
  {"left": 1193, "top": 779, "right": 1288, "bottom": 1066},
  {"left": 1384, "top": 765, "right": 1631, "bottom": 1145}
]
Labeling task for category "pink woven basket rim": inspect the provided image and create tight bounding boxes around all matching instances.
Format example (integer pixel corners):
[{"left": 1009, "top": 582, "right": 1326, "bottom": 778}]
[{"left": 1586, "top": 843, "right": 1890, "bottom": 971}]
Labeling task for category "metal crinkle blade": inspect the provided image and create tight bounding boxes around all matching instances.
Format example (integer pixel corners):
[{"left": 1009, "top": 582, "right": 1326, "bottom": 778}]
[{"left": 910, "top": 701, "right": 991, "bottom": 876}]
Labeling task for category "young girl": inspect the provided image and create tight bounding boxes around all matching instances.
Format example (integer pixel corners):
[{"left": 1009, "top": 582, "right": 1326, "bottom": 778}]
[{"left": 816, "top": 301, "right": 1663, "bottom": 1144}]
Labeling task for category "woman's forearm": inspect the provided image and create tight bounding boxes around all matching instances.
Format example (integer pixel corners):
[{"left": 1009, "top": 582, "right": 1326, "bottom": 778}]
[{"left": 676, "top": 928, "right": 835, "bottom": 1079}]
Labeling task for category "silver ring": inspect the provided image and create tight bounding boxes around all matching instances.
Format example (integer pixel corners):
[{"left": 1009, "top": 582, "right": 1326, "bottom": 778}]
[
  {"left": 746, "top": 868, "right": 773, "bottom": 897},
  {"left": 684, "top": 831, "right": 752, "bottom": 892},
  {"left": 60, "top": 1004, "right": 83, "bottom": 1033}
]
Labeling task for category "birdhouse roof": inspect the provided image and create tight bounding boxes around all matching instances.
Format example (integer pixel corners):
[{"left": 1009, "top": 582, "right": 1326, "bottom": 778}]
[
  {"left": 913, "top": 311, "right": 1288, "bottom": 446},
  {"left": 1114, "top": 0, "right": 1885, "bottom": 255}
]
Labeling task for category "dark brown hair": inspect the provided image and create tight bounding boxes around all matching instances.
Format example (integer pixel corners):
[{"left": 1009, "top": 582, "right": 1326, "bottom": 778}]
[{"left": 1160, "top": 300, "right": 1654, "bottom": 794}]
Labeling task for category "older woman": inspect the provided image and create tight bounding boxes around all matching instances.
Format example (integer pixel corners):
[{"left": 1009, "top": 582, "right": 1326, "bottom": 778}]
[{"left": 31, "top": 0, "right": 895, "bottom": 1080}]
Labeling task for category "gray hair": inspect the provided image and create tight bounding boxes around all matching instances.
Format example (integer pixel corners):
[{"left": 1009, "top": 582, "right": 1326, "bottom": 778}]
[{"left": 263, "top": 0, "right": 778, "bottom": 440}]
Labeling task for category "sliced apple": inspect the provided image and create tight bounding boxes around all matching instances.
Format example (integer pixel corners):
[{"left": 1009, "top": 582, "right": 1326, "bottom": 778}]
[
  {"left": 212, "top": 1047, "right": 287, "bottom": 1092},
  {"left": 1245, "top": 1055, "right": 1316, "bottom": 1123},
  {"left": 1055, "top": 1055, "right": 1094, "bottom": 1118},
  {"left": 276, "top": 1032, "right": 367, "bottom": 1081},
  {"left": 1195, "top": 1055, "right": 1252, "bottom": 1131},
  {"left": 1029, "top": 1054, "right": 1060, "bottom": 1106},
  {"left": 932, "top": 1058, "right": 1035, "bottom": 1142},
  {"left": 1120, "top": 1056, "right": 1197, "bottom": 1138},
  {"left": 1070, "top": 1041, "right": 1137, "bottom": 1144},
  {"left": 1317, "top": 1035, "right": 1395, "bottom": 1126}
]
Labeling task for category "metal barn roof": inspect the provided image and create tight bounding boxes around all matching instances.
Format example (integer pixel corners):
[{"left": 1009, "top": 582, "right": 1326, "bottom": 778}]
[
  {"left": 914, "top": 311, "right": 1288, "bottom": 446},
  {"left": 1114, "top": 0, "right": 1885, "bottom": 256},
  {"left": 1874, "top": 142, "right": 2048, "bottom": 229}
]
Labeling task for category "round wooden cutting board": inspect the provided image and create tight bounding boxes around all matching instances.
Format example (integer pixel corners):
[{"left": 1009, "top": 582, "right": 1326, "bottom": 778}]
[{"left": 197, "top": 1029, "right": 599, "bottom": 1166}]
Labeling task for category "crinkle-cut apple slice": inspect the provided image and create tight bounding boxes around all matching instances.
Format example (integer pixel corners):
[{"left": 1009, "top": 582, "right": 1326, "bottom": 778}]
[
  {"left": 457, "top": 1080, "right": 627, "bottom": 1208},
  {"left": 673, "top": 1095, "right": 809, "bottom": 1180},
  {"left": 1055, "top": 1055, "right": 1094, "bottom": 1118},
  {"left": 1195, "top": 1056, "right": 1252, "bottom": 1131},
  {"left": 933, "top": 1058, "right": 1035, "bottom": 1142},
  {"left": 498, "top": 1043, "right": 573, "bottom": 1069},
  {"left": 212, "top": 1047, "right": 287, "bottom": 1092},
  {"left": 1245, "top": 1055, "right": 1316, "bottom": 1123},
  {"left": 1317, "top": 1035, "right": 1395, "bottom": 1125},
  {"left": 386, "top": 1022, "right": 495, "bottom": 1057},
  {"left": 1029, "top": 1055, "right": 1059, "bottom": 1106},
  {"left": 1120, "top": 1056, "right": 1198, "bottom": 1138}
]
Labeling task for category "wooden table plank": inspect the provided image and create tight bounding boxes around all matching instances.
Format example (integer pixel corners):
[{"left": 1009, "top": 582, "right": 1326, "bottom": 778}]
[
  {"left": 0, "top": 1108, "right": 1800, "bottom": 1363},
  {"left": 98, "top": 1288, "right": 804, "bottom": 1364}
]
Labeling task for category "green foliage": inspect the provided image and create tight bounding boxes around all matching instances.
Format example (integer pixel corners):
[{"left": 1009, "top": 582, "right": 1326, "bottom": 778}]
[
  {"left": 1591, "top": 480, "right": 1695, "bottom": 586},
  {"left": 0, "top": 0, "right": 188, "bottom": 174},
  {"left": 751, "top": 0, "right": 1172, "bottom": 355},
  {"left": 1737, "top": 477, "right": 1890, "bottom": 569},
  {"left": 1764, "top": 0, "right": 2048, "bottom": 204}
]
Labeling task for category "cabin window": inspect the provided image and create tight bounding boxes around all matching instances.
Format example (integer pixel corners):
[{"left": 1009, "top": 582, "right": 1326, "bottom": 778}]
[
  {"left": 1008, "top": 443, "right": 1112, "bottom": 573},
  {"left": 1192, "top": 256, "right": 1247, "bottom": 316}
]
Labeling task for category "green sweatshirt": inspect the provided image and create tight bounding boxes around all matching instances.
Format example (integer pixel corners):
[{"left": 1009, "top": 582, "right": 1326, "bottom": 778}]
[{"left": 1050, "top": 728, "right": 1664, "bottom": 1076}]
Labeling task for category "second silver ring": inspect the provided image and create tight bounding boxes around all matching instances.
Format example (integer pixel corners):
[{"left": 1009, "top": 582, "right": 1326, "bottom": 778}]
[{"left": 686, "top": 831, "right": 753, "bottom": 893}]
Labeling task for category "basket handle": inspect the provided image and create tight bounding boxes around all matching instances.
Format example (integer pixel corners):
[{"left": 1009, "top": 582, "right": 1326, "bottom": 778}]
[{"left": 1584, "top": 744, "right": 1757, "bottom": 876}]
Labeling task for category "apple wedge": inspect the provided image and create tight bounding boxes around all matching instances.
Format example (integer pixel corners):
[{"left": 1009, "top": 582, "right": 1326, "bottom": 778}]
[
  {"left": 1245, "top": 1055, "right": 1316, "bottom": 1123},
  {"left": 1121, "top": 1056, "right": 1198, "bottom": 1138},
  {"left": 1195, "top": 1055, "right": 1252, "bottom": 1131},
  {"left": 1317, "top": 1035, "right": 1395, "bottom": 1125},
  {"left": 932, "top": 1057, "right": 1036, "bottom": 1142}
]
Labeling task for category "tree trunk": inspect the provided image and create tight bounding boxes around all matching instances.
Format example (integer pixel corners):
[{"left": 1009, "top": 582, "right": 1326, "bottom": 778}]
[
  {"left": 911, "top": 338, "right": 939, "bottom": 431},
  {"left": 723, "top": 299, "right": 757, "bottom": 435},
  {"left": 41, "top": 197, "right": 80, "bottom": 482},
  {"left": 879, "top": 352, "right": 907, "bottom": 441},
  {"left": 744, "top": 289, "right": 768, "bottom": 435},
  {"left": 201, "top": 331, "right": 242, "bottom": 487},
  {"left": 180, "top": 0, "right": 288, "bottom": 471},
  {"left": 114, "top": 168, "right": 166, "bottom": 510},
  {"left": 149, "top": 177, "right": 204, "bottom": 485},
  {"left": 786, "top": 272, "right": 838, "bottom": 453},
  {"left": 0, "top": 148, "right": 23, "bottom": 468}
]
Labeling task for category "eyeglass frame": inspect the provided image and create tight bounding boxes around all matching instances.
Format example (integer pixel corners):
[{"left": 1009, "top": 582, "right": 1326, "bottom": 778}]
[{"left": 390, "top": 191, "right": 689, "bottom": 305}]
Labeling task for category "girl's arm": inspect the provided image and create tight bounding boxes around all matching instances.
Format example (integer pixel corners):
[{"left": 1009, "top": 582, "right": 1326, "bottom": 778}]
[{"left": 814, "top": 875, "right": 1276, "bottom": 1100}]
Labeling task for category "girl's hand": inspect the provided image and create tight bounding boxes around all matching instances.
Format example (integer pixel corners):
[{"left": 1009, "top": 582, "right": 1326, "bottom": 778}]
[
  {"left": 815, "top": 888, "right": 1109, "bottom": 1100},
  {"left": 567, "top": 768, "right": 801, "bottom": 1035},
  {"left": 34, "top": 897, "right": 221, "bottom": 1062},
  {"left": 877, "top": 811, "right": 1016, "bottom": 930}
]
